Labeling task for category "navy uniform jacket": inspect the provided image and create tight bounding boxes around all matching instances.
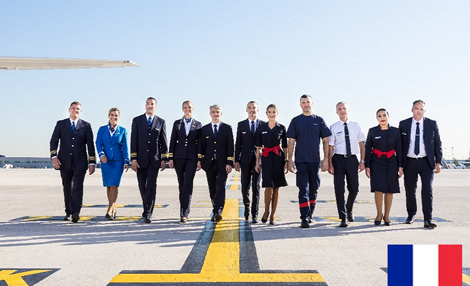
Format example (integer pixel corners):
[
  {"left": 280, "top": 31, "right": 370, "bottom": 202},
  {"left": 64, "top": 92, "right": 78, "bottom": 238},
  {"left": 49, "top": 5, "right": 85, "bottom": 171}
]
[
  {"left": 95, "top": 125, "right": 130, "bottom": 164},
  {"left": 168, "top": 118, "right": 202, "bottom": 160},
  {"left": 399, "top": 117, "right": 442, "bottom": 169},
  {"left": 200, "top": 122, "right": 234, "bottom": 171},
  {"left": 130, "top": 114, "right": 168, "bottom": 168},
  {"left": 235, "top": 119, "right": 266, "bottom": 165},
  {"left": 50, "top": 118, "right": 96, "bottom": 170}
]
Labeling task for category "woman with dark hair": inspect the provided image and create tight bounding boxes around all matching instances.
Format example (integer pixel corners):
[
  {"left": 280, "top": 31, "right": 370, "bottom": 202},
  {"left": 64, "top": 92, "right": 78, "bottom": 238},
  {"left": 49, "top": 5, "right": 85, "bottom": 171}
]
[
  {"left": 364, "top": 108, "right": 403, "bottom": 226},
  {"left": 255, "top": 104, "right": 288, "bottom": 225},
  {"left": 96, "top": 107, "right": 129, "bottom": 220}
]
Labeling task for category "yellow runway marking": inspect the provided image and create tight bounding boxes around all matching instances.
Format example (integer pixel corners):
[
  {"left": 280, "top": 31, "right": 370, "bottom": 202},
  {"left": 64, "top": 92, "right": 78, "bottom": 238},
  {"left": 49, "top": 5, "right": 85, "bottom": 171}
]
[
  {"left": 463, "top": 273, "right": 470, "bottom": 285},
  {"left": 110, "top": 198, "right": 325, "bottom": 283},
  {"left": 0, "top": 269, "right": 53, "bottom": 286}
]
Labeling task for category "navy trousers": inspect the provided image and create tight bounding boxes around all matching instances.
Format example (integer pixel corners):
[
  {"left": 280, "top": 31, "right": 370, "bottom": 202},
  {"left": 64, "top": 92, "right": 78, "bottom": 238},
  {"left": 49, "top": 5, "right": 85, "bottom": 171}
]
[
  {"left": 174, "top": 158, "right": 197, "bottom": 218},
  {"left": 60, "top": 167, "right": 86, "bottom": 215},
  {"left": 137, "top": 164, "right": 160, "bottom": 219},
  {"left": 404, "top": 157, "right": 434, "bottom": 221},
  {"left": 205, "top": 160, "right": 227, "bottom": 216},
  {"left": 240, "top": 157, "right": 261, "bottom": 217},
  {"left": 295, "top": 162, "right": 321, "bottom": 219},
  {"left": 332, "top": 154, "right": 359, "bottom": 220}
]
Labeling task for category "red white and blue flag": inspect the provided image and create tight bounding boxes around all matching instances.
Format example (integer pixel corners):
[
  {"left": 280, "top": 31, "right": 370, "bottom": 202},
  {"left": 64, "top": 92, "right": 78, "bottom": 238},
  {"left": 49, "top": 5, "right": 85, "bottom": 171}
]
[{"left": 388, "top": 244, "right": 462, "bottom": 286}]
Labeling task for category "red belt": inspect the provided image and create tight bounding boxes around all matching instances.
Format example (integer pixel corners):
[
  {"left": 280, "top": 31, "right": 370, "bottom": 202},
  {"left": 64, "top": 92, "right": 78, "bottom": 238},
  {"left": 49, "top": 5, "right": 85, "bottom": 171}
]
[
  {"left": 372, "top": 148, "right": 395, "bottom": 158},
  {"left": 262, "top": 145, "right": 280, "bottom": 157}
]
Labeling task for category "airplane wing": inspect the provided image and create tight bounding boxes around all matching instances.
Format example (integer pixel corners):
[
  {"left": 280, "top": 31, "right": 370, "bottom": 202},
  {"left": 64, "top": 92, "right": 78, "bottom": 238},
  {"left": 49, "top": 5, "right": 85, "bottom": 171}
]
[{"left": 0, "top": 57, "right": 139, "bottom": 70}]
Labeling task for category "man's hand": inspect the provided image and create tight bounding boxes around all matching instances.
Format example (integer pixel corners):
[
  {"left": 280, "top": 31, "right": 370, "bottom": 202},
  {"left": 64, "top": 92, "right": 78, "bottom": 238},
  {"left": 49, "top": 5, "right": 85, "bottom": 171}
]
[
  {"left": 287, "top": 161, "right": 296, "bottom": 173},
  {"left": 196, "top": 161, "right": 202, "bottom": 171},
  {"left": 226, "top": 164, "right": 232, "bottom": 174},
  {"left": 88, "top": 165, "right": 95, "bottom": 175},
  {"left": 168, "top": 160, "right": 174, "bottom": 169},
  {"left": 131, "top": 160, "right": 140, "bottom": 172},
  {"left": 320, "top": 160, "right": 329, "bottom": 172},
  {"left": 365, "top": 167, "right": 371, "bottom": 178},
  {"left": 234, "top": 162, "right": 241, "bottom": 172},
  {"left": 328, "top": 164, "right": 334, "bottom": 175},
  {"left": 160, "top": 160, "right": 166, "bottom": 171},
  {"left": 358, "top": 162, "right": 365, "bottom": 172},
  {"left": 52, "top": 157, "right": 61, "bottom": 170},
  {"left": 435, "top": 163, "right": 441, "bottom": 174}
]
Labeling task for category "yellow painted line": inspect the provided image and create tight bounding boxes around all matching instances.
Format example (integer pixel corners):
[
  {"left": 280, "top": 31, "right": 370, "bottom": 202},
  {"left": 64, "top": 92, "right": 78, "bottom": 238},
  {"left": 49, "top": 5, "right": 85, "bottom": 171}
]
[
  {"left": 229, "top": 184, "right": 240, "bottom": 190},
  {"left": 110, "top": 198, "right": 324, "bottom": 283},
  {"left": 114, "top": 217, "right": 141, "bottom": 221},
  {"left": 23, "top": 216, "right": 53, "bottom": 221},
  {"left": 0, "top": 269, "right": 52, "bottom": 286},
  {"left": 463, "top": 273, "right": 470, "bottom": 285}
]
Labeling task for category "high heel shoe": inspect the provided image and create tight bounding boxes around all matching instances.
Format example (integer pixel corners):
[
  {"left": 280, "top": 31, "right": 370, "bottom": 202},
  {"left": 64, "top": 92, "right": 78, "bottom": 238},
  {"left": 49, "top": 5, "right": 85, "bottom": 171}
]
[
  {"left": 269, "top": 220, "right": 276, "bottom": 225},
  {"left": 113, "top": 210, "right": 117, "bottom": 220},
  {"left": 261, "top": 213, "right": 269, "bottom": 223},
  {"left": 105, "top": 213, "right": 112, "bottom": 220},
  {"left": 374, "top": 215, "right": 383, "bottom": 226},
  {"left": 384, "top": 216, "right": 391, "bottom": 226}
]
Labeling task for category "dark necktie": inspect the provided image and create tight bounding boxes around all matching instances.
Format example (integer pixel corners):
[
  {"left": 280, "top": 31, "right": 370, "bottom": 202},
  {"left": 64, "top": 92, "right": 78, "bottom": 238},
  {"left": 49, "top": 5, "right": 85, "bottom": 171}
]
[
  {"left": 185, "top": 118, "right": 191, "bottom": 123},
  {"left": 147, "top": 116, "right": 152, "bottom": 127},
  {"left": 109, "top": 125, "right": 115, "bottom": 133},
  {"left": 344, "top": 123, "right": 351, "bottom": 157},
  {"left": 251, "top": 120, "right": 255, "bottom": 136},
  {"left": 72, "top": 121, "right": 76, "bottom": 134},
  {"left": 414, "top": 122, "right": 420, "bottom": 156},
  {"left": 213, "top": 124, "right": 218, "bottom": 138}
]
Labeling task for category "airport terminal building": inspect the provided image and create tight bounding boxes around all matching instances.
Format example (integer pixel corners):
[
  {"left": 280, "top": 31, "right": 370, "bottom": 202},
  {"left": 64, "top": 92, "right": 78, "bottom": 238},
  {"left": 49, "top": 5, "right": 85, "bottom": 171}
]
[{"left": 0, "top": 155, "right": 52, "bottom": 169}]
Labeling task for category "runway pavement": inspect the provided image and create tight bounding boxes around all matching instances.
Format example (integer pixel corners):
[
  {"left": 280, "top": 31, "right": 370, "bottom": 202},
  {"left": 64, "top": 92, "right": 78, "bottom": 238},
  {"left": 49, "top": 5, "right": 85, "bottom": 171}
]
[{"left": 0, "top": 168, "right": 469, "bottom": 285}]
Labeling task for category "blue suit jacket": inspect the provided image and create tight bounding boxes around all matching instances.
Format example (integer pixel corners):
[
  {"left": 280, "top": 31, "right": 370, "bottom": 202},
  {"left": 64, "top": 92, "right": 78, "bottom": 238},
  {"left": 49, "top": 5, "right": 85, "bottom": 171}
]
[
  {"left": 399, "top": 117, "right": 442, "bottom": 169},
  {"left": 130, "top": 114, "right": 168, "bottom": 168},
  {"left": 168, "top": 117, "right": 202, "bottom": 160},
  {"left": 50, "top": 118, "right": 96, "bottom": 171},
  {"left": 95, "top": 125, "right": 130, "bottom": 164},
  {"left": 235, "top": 119, "right": 266, "bottom": 165},
  {"left": 200, "top": 122, "right": 234, "bottom": 171}
]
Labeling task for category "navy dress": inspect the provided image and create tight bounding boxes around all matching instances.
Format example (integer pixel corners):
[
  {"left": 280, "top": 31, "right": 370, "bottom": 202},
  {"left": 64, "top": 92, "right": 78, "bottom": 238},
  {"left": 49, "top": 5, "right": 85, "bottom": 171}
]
[
  {"left": 364, "top": 125, "right": 402, "bottom": 193},
  {"left": 255, "top": 123, "right": 288, "bottom": 188},
  {"left": 96, "top": 125, "right": 130, "bottom": 187}
]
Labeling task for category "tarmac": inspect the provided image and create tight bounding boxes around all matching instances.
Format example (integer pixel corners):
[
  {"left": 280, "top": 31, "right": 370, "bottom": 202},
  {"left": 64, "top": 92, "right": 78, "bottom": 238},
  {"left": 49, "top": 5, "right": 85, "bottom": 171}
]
[{"left": 0, "top": 168, "right": 469, "bottom": 286}]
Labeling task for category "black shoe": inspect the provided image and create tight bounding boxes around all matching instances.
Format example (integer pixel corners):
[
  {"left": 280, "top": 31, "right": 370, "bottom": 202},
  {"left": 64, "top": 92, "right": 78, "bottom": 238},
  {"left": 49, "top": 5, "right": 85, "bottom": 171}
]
[
  {"left": 384, "top": 221, "right": 392, "bottom": 226},
  {"left": 180, "top": 217, "right": 187, "bottom": 224},
  {"left": 215, "top": 213, "right": 222, "bottom": 222},
  {"left": 308, "top": 217, "right": 315, "bottom": 224},
  {"left": 144, "top": 217, "right": 152, "bottom": 223},
  {"left": 105, "top": 214, "right": 112, "bottom": 220},
  {"left": 339, "top": 219, "right": 348, "bottom": 227},
  {"left": 424, "top": 220, "right": 437, "bottom": 229},
  {"left": 301, "top": 219, "right": 310, "bottom": 228},
  {"left": 347, "top": 212, "right": 355, "bottom": 222},
  {"left": 210, "top": 213, "right": 216, "bottom": 222},
  {"left": 63, "top": 214, "right": 71, "bottom": 221},
  {"left": 244, "top": 207, "right": 250, "bottom": 220},
  {"left": 71, "top": 213, "right": 80, "bottom": 223},
  {"left": 113, "top": 210, "right": 117, "bottom": 220},
  {"left": 405, "top": 215, "right": 414, "bottom": 224},
  {"left": 269, "top": 220, "right": 276, "bottom": 225},
  {"left": 252, "top": 218, "right": 259, "bottom": 223}
]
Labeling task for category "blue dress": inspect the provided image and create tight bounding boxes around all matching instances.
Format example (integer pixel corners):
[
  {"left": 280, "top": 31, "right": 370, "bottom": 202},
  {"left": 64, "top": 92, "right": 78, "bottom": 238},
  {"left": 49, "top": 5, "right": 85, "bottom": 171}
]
[
  {"left": 95, "top": 125, "right": 130, "bottom": 187},
  {"left": 255, "top": 122, "right": 288, "bottom": 188},
  {"left": 364, "top": 125, "right": 403, "bottom": 193}
]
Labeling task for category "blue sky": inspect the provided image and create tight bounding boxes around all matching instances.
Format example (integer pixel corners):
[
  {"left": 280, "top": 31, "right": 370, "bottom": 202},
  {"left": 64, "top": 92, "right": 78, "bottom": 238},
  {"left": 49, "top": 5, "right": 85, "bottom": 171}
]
[{"left": 1, "top": 1, "right": 469, "bottom": 159}]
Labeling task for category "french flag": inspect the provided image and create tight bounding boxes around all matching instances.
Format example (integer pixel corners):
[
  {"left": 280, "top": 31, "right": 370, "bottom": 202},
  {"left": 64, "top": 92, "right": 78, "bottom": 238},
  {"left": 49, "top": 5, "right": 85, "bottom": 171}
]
[{"left": 388, "top": 244, "right": 462, "bottom": 286}]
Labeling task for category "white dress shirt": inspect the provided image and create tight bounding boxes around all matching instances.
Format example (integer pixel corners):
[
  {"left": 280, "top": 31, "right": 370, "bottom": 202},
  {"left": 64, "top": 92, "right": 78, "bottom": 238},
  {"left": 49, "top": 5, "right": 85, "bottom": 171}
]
[
  {"left": 329, "top": 120, "right": 365, "bottom": 155},
  {"left": 407, "top": 118, "right": 427, "bottom": 158}
]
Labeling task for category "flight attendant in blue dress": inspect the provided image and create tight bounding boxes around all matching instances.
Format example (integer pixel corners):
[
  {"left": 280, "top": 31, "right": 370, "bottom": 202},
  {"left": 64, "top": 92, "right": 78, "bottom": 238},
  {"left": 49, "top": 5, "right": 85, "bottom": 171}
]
[
  {"left": 96, "top": 107, "right": 130, "bottom": 220},
  {"left": 255, "top": 104, "right": 288, "bottom": 225},
  {"left": 364, "top": 108, "right": 403, "bottom": 226}
]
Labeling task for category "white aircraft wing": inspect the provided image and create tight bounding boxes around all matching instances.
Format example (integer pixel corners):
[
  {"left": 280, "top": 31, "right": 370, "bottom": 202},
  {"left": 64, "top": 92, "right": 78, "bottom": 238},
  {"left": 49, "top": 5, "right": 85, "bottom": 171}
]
[{"left": 0, "top": 57, "right": 139, "bottom": 70}]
